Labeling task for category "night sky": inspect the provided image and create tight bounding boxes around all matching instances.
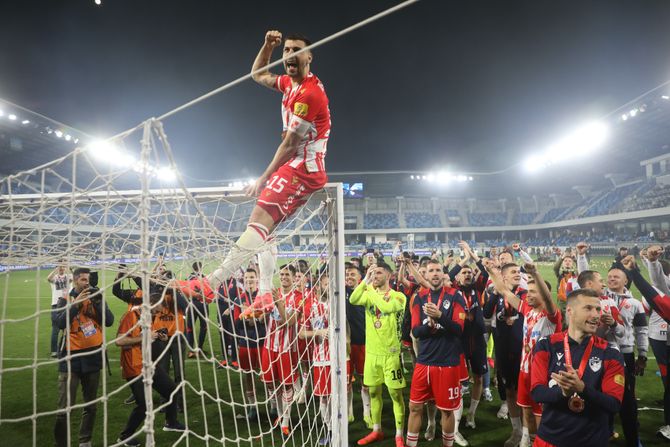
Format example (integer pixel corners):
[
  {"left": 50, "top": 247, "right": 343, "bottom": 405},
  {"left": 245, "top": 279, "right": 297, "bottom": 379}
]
[{"left": 2, "top": 0, "right": 670, "bottom": 190}]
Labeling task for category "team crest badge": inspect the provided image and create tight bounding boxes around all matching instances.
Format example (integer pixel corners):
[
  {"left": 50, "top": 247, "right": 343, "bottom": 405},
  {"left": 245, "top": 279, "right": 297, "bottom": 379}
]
[
  {"left": 589, "top": 356, "right": 602, "bottom": 373},
  {"left": 291, "top": 176, "right": 299, "bottom": 185},
  {"left": 443, "top": 300, "right": 451, "bottom": 310}
]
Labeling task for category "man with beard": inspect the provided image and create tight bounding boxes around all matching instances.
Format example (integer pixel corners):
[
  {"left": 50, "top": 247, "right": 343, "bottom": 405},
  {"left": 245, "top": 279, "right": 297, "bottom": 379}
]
[
  {"left": 530, "top": 289, "right": 625, "bottom": 447},
  {"left": 604, "top": 267, "right": 647, "bottom": 447},
  {"left": 485, "top": 261, "right": 561, "bottom": 447},
  {"left": 261, "top": 264, "right": 303, "bottom": 435},
  {"left": 350, "top": 263, "right": 407, "bottom": 447},
  {"left": 345, "top": 263, "right": 371, "bottom": 426},
  {"left": 208, "top": 30, "right": 331, "bottom": 319},
  {"left": 483, "top": 263, "right": 526, "bottom": 447},
  {"left": 446, "top": 242, "right": 489, "bottom": 437},
  {"left": 405, "top": 259, "right": 467, "bottom": 447}
]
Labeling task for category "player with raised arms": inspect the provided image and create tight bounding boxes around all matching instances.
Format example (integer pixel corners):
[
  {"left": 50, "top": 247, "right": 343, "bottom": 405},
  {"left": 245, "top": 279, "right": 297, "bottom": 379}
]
[{"left": 208, "top": 30, "right": 331, "bottom": 316}]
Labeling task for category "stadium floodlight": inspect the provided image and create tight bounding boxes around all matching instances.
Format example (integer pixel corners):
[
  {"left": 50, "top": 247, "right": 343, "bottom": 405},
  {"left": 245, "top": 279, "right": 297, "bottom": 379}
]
[
  {"left": 0, "top": 110, "right": 4, "bottom": 117},
  {"left": 621, "top": 114, "right": 628, "bottom": 121},
  {"left": 54, "top": 130, "right": 63, "bottom": 138},
  {"left": 629, "top": 109, "right": 638, "bottom": 117},
  {"left": 524, "top": 120, "right": 608, "bottom": 173},
  {"left": 86, "top": 139, "right": 136, "bottom": 169},
  {"left": 410, "top": 175, "right": 414, "bottom": 180},
  {"left": 64, "top": 134, "right": 72, "bottom": 141},
  {"left": 156, "top": 166, "right": 177, "bottom": 182},
  {"left": 21, "top": 120, "right": 30, "bottom": 125},
  {"left": 663, "top": 95, "right": 670, "bottom": 100},
  {"left": 523, "top": 155, "right": 546, "bottom": 173},
  {"left": 8, "top": 114, "right": 17, "bottom": 121}
]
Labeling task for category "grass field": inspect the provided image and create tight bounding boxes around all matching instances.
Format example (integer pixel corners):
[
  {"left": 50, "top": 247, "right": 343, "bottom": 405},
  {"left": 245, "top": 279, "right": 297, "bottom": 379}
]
[{"left": 0, "top": 257, "right": 666, "bottom": 446}]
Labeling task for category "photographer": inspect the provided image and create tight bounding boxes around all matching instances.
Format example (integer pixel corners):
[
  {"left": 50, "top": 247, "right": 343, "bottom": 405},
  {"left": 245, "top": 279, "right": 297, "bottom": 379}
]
[
  {"left": 53, "top": 267, "right": 114, "bottom": 447},
  {"left": 116, "top": 292, "right": 185, "bottom": 445}
]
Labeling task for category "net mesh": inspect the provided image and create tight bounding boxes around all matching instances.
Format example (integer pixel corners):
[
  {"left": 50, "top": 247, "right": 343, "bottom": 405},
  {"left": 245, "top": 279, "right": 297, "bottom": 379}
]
[{"left": 0, "top": 119, "right": 347, "bottom": 446}]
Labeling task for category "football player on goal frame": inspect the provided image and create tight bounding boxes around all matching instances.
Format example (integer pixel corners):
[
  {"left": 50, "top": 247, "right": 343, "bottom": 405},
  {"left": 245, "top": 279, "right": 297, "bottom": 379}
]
[{"left": 208, "top": 30, "right": 331, "bottom": 316}]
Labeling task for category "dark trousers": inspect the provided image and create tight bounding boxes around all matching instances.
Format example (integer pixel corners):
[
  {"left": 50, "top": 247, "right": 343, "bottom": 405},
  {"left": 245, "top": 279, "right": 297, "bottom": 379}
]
[
  {"left": 159, "top": 335, "right": 185, "bottom": 407},
  {"left": 217, "top": 301, "right": 237, "bottom": 362},
  {"left": 617, "top": 352, "right": 640, "bottom": 446},
  {"left": 120, "top": 366, "right": 178, "bottom": 439},
  {"left": 492, "top": 327, "right": 507, "bottom": 402},
  {"left": 186, "top": 300, "right": 209, "bottom": 350},
  {"left": 51, "top": 304, "right": 61, "bottom": 353},
  {"left": 54, "top": 370, "right": 100, "bottom": 447}
]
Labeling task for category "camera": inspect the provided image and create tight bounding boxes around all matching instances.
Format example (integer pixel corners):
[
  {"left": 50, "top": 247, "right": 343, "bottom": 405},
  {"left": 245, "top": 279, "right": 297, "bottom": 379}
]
[
  {"left": 157, "top": 328, "right": 168, "bottom": 337},
  {"left": 86, "top": 286, "right": 102, "bottom": 304}
]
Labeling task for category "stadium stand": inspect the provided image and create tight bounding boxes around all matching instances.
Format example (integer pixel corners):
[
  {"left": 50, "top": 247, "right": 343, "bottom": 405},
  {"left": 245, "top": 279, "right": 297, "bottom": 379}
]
[
  {"left": 363, "top": 213, "right": 398, "bottom": 229},
  {"left": 468, "top": 212, "right": 507, "bottom": 226},
  {"left": 405, "top": 212, "right": 442, "bottom": 228},
  {"left": 513, "top": 212, "right": 537, "bottom": 225}
]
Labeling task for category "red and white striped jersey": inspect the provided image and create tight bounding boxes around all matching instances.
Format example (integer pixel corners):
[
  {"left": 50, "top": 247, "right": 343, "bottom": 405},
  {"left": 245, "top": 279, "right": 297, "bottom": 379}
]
[
  {"left": 276, "top": 73, "right": 331, "bottom": 173},
  {"left": 304, "top": 298, "right": 330, "bottom": 366},
  {"left": 519, "top": 301, "right": 562, "bottom": 374},
  {"left": 264, "top": 289, "right": 303, "bottom": 353}
]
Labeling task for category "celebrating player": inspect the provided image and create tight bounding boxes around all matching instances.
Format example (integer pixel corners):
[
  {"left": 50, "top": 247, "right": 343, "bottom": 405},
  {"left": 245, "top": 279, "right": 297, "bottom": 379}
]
[
  {"left": 208, "top": 30, "right": 331, "bottom": 317},
  {"left": 482, "top": 262, "right": 526, "bottom": 447},
  {"left": 299, "top": 267, "right": 332, "bottom": 445},
  {"left": 350, "top": 263, "right": 407, "bottom": 447},
  {"left": 485, "top": 261, "right": 562, "bottom": 447},
  {"left": 345, "top": 263, "right": 371, "bottom": 425},
  {"left": 531, "top": 289, "right": 625, "bottom": 447},
  {"left": 261, "top": 264, "right": 303, "bottom": 435},
  {"left": 406, "top": 259, "right": 467, "bottom": 447}
]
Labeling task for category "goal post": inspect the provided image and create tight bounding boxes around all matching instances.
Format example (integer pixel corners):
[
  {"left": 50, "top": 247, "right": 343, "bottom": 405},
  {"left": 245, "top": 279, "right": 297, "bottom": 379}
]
[{"left": 0, "top": 118, "right": 348, "bottom": 447}]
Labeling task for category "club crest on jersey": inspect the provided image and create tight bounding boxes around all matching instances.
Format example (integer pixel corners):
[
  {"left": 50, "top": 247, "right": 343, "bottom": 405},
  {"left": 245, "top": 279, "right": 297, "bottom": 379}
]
[
  {"left": 443, "top": 300, "right": 451, "bottom": 310},
  {"left": 589, "top": 356, "right": 602, "bottom": 373},
  {"left": 294, "top": 102, "right": 309, "bottom": 117},
  {"left": 291, "top": 176, "right": 299, "bottom": 185}
]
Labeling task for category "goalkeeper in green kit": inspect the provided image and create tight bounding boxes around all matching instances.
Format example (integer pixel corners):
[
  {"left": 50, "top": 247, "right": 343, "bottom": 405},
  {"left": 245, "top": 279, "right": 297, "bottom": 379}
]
[{"left": 350, "top": 262, "right": 407, "bottom": 447}]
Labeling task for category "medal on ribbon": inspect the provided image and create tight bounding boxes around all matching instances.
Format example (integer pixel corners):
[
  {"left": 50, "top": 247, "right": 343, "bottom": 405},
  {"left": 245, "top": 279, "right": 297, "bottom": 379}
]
[{"left": 563, "top": 334, "right": 594, "bottom": 413}]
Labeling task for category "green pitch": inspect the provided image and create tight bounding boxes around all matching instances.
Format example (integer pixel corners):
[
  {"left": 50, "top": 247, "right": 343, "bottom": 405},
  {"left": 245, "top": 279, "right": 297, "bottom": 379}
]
[{"left": 0, "top": 258, "right": 666, "bottom": 446}]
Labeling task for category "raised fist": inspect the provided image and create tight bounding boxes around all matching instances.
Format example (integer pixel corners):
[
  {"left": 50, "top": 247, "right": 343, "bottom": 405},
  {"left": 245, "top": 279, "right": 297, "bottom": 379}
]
[
  {"left": 576, "top": 242, "right": 588, "bottom": 255},
  {"left": 621, "top": 255, "right": 636, "bottom": 271},
  {"left": 648, "top": 245, "right": 664, "bottom": 262},
  {"left": 265, "top": 30, "right": 282, "bottom": 49},
  {"left": 524, "top": 262, "right": 537, "bottom": 275}
]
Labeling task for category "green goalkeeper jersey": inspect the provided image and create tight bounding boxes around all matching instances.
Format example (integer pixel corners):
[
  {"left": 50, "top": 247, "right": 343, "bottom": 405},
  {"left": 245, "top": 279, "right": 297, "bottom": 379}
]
[{"left": 349, "top": 281, "right": 406, "bottom": 356}]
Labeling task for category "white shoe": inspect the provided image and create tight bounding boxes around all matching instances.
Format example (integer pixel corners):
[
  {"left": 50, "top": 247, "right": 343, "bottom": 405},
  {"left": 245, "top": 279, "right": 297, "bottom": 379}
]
[
  {"left": 658, "top": 425, "right": 670, "bottom": 440},
  {"left": 504, "top": 431, "right": 522, "bottom": 447},
  {"left": 454, "top": 432, "right": 469, "bottom": 446},
  {"left": 497, "top": 401, "right": 509, "bottom": 420},
  {"left": 294, "top": 385, "right": 306, "bottom": 404},
  {"left": 483, "top": 388, "right": 493, "bottom": 402},
  {"left": 519, "top": 434, "right": 532, "bottom": 447},
  {"left": 425, "top": 423, "right": 436, "bottom": 441},
  {"left": 465, "top": 413, "right": 476, "bottom": 429}
]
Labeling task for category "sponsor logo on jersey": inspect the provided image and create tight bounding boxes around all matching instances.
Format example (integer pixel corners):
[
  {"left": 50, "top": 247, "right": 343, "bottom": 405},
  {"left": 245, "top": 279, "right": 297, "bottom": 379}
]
[{"left": 294, "top": 102, "right": 309, "bottom": 117}]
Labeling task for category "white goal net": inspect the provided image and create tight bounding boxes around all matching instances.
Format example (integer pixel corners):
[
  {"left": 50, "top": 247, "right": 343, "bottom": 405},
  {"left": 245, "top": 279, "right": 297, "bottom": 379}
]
[{"left": 0, "top": 118, "right": 347, "bottom": 447}]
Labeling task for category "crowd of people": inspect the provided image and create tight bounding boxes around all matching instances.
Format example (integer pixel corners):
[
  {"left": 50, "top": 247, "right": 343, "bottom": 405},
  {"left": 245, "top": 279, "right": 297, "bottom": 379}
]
[{"left": 47, "top": 239, "right": 670, "bottom": 447}]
